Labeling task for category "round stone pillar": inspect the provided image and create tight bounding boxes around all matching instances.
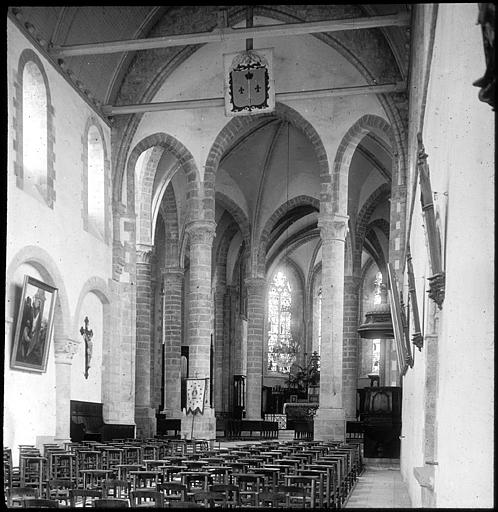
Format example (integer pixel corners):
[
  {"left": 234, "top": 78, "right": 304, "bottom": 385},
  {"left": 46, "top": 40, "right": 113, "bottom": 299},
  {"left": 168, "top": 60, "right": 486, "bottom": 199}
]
[
  {"left": 54, "top": 336, "right": 80, "bottom": 444},
  {"left": 343, "top": 275, "right": 361, "bottom": 421},
  {"left": 214, "top": 284, "right": 226, "bottom": 412},
  {"left": 135, "top": 244, "right": 156, "bottom": 438},
  {"left": 245, "top": 276, "right": 266, "bottom": 420},
  {"left": 182, "top": 220, "right": 216, "bottom": 440},
  {"left": 162, "top": 267, "right": 184, "bottom": 419},
  {"left": 314, "top": 214, "right": 348, "bottom": 441}
]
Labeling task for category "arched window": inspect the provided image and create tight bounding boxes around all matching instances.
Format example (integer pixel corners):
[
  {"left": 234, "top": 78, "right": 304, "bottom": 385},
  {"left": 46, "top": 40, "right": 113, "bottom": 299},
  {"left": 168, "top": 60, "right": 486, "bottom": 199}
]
[
  {"left": 22, "top": 60, "right": 47, "bottom": 200},
  {"left": 372, "top": 271, "right": 384, "bottom": 373},
  {"left": 267, "top": 270, "right": 295, "bottom": 373},
  {"left": 373, "top": 271, "right": 384, "bottom": 304},
  {"left": 87, "top": 125, "right": 105, "bottom": 237}
]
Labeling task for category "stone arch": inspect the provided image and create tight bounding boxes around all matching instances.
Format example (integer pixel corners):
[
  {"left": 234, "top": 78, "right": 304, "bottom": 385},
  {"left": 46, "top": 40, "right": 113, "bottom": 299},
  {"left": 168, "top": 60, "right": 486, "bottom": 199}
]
[
  {"left": 72, "top": 276, "right": 111, "bottom": 335},
  {"left": 215, "top": 192, "right": 251, "bottom": 247},
  {"left": 332, "top": 115, "right": 395, "bottom": 215},
  {"left": 136, "top": 145, "right": 165, "bottom": 245},
  {"left": 158, "top": 184, "right": 180, "bottom": 267},
  {"left": 111, "top": 4, "right": 406, "bottom": 210},
  {"left": 13, "top": 48, "right": 56, "bottom": 207},
  {"left": 6, "top": 245, "right": 71, "bottom": 343},
  {"left": 213, "top": 222, "right": 240, "bottom": 287},
  {"left": 120, "top": 132, "right": 202, "bottom": 224},
  {"left": 353, "top": 183, "right": 391, "bottom": 273},
  {"left": 204, "top": 103, "right": 329, "bottom": 223},
  {"left": 257, "top": 195, "right": 320, "bottom": 276}
]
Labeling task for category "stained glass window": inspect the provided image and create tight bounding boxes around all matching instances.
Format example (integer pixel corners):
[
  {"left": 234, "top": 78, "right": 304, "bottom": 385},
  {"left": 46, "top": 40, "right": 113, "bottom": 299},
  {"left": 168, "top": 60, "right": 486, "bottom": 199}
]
[
  {"left": 373, "top": 271, "right": 383, "bottom": 305},
  {"left": 372, "top": 271, "right": 383, "bottom": 373},
  {"left": 267, "top": 270, "right": 295, "bottom": 373}
]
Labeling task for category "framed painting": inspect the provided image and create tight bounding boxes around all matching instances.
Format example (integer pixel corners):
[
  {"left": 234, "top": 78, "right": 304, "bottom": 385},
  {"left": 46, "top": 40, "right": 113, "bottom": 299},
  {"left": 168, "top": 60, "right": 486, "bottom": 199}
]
[
  {"left": 387, "top": 263, "right": 413, "bottom": 376},
  {"left": 10, "top": 275, "right": 58, "bottom": 372}
]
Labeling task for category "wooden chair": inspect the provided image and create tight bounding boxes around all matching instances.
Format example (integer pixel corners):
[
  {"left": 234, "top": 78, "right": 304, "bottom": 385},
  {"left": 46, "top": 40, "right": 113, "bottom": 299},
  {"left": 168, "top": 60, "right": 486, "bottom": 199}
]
[
  {"left": 191, "top": 490, "right": 226, "bottom": 508},
  {"left": 103, "top": 478, "right": 130, "bottom": 499},
  {"left": 232, "top": 474, "right": 265, "bottom": 507},
  {"left": 209, "top": 484, "right": 240, "bottom": 508},
  {"left": 46, "top": 478, "right": 74, "bottom": 507},
  {"left": 22, "top": 498, "right": 59, "bottom": 508},
  {"left": 256, "top": 490, "right": 288, "bottom": 508},
  {"left": 93, "top": 498, "right": 130, "bottom": 508},
  {"left": 157, "top": 482, "right": 188, "bottom": 504},
  {"left": 8, "top": 487, "right": 38, "bottom": 507},
  {"left": 277, "top": 484, "right": 308, "bottom": 508},
  {"left": 69, "top": 488, "right": 103, "bottom": 507},
  {"left": 284, "top": 475, "right": 318, "bottom": 507},
  {"left": 130, "top": 489, "right": 164, "bottom": 507}
]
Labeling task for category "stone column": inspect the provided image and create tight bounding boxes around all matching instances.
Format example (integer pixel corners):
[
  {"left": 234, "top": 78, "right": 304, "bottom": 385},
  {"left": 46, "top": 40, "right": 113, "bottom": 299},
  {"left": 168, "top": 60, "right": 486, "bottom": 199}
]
[
  {"left": 135, "top": 243, "right": 156, "bottom": 438},
  {"left": 54, "top": 336, "right": 80, "bottom": 445},
  {"left": 223, "top": 286, "right": 238, "bottom": 413},
  {"left": 214, "top": 283, "right": 226, "bottom": 412},
  {"left": 245, "top": 276, "right": 266, "bottom": 420},
  {"left": 162, "top": 266, "right": 184, "bottom": 419},
  {"left": 314, "top": 214, "right": 348, "bottom": 441},
  {"left": 181, "top": 220, "right": 216, "bottom": 440},
  {"left": 343, "top": 275, "right": 361, "bottom": 421}
]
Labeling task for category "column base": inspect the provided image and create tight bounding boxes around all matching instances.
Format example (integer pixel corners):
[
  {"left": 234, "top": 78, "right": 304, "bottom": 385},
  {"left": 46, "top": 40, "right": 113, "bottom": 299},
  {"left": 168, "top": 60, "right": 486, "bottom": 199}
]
[
  {"left": 181, "top": 407, "right": 216, "bottom": 440},
  {"left": 135, "top": 406, "right": 156, "bottom": 438},
  {"left": 314, "top": 407, "right": 346, "bottom": 441}
]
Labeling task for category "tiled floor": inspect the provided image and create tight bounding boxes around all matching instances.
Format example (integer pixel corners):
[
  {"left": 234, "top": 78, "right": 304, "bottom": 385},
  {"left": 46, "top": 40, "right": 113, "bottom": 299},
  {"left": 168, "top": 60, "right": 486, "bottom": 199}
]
[{"left": 345, "top": 463, "right": 412, "bottom": 508}]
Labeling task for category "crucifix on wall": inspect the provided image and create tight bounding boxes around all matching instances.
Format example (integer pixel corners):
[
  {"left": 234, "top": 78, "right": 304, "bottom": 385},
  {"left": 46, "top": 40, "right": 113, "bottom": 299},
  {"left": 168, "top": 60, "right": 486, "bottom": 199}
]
[{"left": 80, "top": 316, "right": 94, "bottom": 379}]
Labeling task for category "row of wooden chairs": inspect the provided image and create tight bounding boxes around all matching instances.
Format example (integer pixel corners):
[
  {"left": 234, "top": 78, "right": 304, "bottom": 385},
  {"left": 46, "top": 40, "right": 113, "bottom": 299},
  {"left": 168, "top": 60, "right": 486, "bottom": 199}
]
[{"left": 6, "top": 438, "right": 361, "bottom": 508}]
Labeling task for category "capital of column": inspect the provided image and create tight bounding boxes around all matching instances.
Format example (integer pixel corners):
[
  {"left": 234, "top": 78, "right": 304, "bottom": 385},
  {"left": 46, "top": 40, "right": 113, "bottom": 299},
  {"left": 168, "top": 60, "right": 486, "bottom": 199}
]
[
  {"left": 244, "top": 276, "right": 267, "bottom": 293},
  {"left": 54, "top": 337, "right": 81, "bottom": 363},
  {"left": 185, "top": 220, "right": 216, "bottom": 245},
  {"left": 136, "top": 243, "right": 153, "bottom": 264},
  {"left": 318, "top": 213, "right": 349, "bottom": 242}
]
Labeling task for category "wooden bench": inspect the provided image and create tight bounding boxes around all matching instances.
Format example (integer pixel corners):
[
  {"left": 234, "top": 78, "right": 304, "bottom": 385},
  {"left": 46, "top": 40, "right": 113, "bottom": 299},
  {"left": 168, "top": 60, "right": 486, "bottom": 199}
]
[{"left": 216, "top": 420, "right": 278, "bottom": 440}]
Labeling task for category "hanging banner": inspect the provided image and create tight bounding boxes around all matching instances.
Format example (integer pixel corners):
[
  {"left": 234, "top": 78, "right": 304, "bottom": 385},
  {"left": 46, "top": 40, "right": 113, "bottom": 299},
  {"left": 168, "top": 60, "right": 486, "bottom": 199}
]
[
  {"left": 224, "top": 48, "right": 275, "bottom": 117},
  {"left": 185, "top": 378, "right": 207, "bottom": 415}
]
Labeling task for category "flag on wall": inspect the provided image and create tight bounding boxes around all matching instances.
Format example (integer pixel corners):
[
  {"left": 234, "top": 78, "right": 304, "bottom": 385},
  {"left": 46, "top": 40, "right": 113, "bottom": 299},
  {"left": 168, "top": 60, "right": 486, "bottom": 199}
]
[
  {"left": 224, "top": 48, "right": 275, "bottom": 117},
  {"left": 186, "top": 378, "right": 207, "bottom": 415}
]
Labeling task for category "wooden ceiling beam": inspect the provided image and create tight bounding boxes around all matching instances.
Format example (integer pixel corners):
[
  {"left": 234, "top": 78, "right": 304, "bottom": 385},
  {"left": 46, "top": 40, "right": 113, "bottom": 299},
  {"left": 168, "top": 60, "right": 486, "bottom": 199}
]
[
  {"left": 102, "top": 81, "right": 406, "bottom": 116},
  {"left": 51, "top": 13, "right": 410, "bottom": 57}
]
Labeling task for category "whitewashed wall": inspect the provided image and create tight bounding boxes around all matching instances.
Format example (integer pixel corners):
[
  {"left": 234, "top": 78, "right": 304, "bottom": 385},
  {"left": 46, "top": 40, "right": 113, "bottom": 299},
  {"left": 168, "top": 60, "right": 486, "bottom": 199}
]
[
  {"left": 401, "top": 3, "right": 494, "bottom": 507},
  {"left": 5, "top": 20, "right": 114, "bottom": 463}
]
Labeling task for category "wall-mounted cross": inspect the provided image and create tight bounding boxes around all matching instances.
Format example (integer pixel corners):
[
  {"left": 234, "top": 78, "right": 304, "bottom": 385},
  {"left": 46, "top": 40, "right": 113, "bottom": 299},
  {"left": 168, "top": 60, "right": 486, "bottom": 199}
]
[{"left": 80, "top": 316, "right": 94, "bottom": 379}]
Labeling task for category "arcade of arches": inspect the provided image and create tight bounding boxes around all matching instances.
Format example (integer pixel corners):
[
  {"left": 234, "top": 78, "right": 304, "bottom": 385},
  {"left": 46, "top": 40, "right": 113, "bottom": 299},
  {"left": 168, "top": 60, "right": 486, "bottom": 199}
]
[{"left": 5, "top": 4, "right": 494, "bottom": 508}]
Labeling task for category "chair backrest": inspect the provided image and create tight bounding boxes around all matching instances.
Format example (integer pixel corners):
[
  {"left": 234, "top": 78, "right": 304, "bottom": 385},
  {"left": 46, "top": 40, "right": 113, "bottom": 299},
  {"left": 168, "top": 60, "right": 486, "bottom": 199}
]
[
  {"left": 191, "top": 490, "right": 226, "bottom": 507},
  {"left": 69, "top": 488, "right": 103, "bottom": 507},
  {"left": 257, "top": 491, "right": 288, "bottom": 507},
  {"left": 277, "top": 484, "right": 307, "bottom": 508},
  {"left": 8, "top": 487, "right": 38, "bottom": 506},
  {"left": 103, "top": 478, "right": 129, "bottom": 498},
  {"left": 209, "top": 484, "right": 240, "bottom": 506},
  {"left": 47, "top": 478, "right": 74, "bottom": 489},
  {"left": 22, "top": 498, "right": 59, "bottom": 508},
  {"left": 158, "top": 481, "right": 188, "bottom": 500},
  {"left": 130, "top": 489, "right": 164, "bottom": 507},
  {"left": 93, "top": 498, "right": 130, "bottom": 508}
]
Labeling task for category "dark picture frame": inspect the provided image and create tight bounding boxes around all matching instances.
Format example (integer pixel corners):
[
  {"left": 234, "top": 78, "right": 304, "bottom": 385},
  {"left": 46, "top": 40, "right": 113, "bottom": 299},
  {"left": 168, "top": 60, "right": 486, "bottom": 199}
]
[
  {"left": 10, "top": 275, "right": 58, "bottom": 373},
  {"left": 387, "top": 263, "right": 413, "bottom": 376}
]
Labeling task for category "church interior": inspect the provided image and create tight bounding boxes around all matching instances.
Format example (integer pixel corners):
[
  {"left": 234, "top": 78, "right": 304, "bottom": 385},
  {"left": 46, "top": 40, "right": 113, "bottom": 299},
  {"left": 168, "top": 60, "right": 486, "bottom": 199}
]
[{"left": 4, "top": 4, "right": 494, "bottom": 508}]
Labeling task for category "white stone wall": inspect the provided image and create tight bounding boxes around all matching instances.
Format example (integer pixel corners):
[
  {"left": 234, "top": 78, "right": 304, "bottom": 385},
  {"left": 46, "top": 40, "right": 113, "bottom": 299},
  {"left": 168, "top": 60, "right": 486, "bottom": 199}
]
[
  {"left": 401, "top": 3, "right": 494, "bottom": 507},
  {"left": 5, "top": 19, "right": 114, "bottom": 461}
]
